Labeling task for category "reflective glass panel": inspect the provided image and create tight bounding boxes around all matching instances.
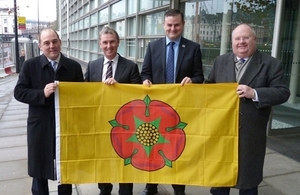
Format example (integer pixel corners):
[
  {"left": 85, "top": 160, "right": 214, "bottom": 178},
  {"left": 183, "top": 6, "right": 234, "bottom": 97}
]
[
  {"left": 140, "top": 0, "right": 169, "bottom": 11},
  {"left": 111, "top": 1, "right": 125, "bottom": 20},
  {"left": 141, "top": 12, "right": 164, "bottom": 36}
]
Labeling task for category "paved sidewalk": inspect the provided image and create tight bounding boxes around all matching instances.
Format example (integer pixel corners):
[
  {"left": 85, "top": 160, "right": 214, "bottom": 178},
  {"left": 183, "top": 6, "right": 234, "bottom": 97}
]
[{"left": 0, "top": 74, "right": 300, "bottom": 195}]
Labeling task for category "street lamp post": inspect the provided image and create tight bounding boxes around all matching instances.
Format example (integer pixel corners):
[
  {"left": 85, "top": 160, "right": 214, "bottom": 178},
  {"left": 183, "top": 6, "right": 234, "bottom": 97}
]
[{"left": 14, "top": 0, "right": 20, "bottom": 73}]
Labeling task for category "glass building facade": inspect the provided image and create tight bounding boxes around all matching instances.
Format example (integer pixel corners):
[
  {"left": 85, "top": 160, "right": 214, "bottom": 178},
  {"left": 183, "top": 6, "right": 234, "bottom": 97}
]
[{"left": 59, "top": 0, "right": 300, "bottom": 134}]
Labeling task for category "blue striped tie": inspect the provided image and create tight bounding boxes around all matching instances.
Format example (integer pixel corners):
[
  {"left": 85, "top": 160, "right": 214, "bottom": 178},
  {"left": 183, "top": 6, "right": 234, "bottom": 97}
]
[{"left": 51, "top": 61, "right": 57, "bottom": 71}]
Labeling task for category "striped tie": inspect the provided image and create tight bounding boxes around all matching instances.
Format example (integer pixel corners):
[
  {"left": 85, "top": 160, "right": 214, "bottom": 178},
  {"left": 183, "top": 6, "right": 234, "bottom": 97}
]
[
  {"left": 235, "top": 58, "right": 244, "bottom": 72},
  {"left": 106, "top": 61, "right": 113, "bottom": 79}
]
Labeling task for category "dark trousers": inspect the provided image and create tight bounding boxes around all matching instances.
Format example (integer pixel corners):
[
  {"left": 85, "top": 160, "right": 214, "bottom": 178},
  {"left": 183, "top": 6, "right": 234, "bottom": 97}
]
[
  {"left": 119, "top": 183, "right": 133, "bottom": 195},
  {"left": 98, "top": 183, "right": 133, "bottom": 195},
  {"left": 146, "top": 183, "right": 185, "bottom": 193},
  {"left": 32, "top": 178, "right": 72, "bottom": 195},
  {"left": 98, "top": 183, "right": 113, "bottom": 194},
  {"left": 210, "top": 186, "right": 258, "bottom": 195}
]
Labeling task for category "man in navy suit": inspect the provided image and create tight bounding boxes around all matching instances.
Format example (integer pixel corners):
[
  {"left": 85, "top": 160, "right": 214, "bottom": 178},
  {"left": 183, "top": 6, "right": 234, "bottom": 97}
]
[
  {"left": 84, "top": 26, "right": 141, "bottom": 195},
  {"left": 140, "top": 9, "right": 204, "bottom": 195},
  {"left": 207, "top": 24, "right": 290, "bottom": 195}
]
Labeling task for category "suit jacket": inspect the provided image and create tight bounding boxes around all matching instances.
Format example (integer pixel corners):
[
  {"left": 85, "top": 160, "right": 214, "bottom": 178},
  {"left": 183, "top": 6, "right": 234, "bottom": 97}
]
[
  {"left": 14, "top": 53, "right": 84, "bottom": 180},
  {"left": 207, "top": 50, "right": 290, "bottom": 188},
  {"left": 85, "top": 54, "right": 141, "bottom": 84},
  {"left": 141, "top": 37, "right": 204, "bottom": 84}
]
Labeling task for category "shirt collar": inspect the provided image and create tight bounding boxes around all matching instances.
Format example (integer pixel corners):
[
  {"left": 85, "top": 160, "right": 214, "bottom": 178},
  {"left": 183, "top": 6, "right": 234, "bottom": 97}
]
[
  {"left": 166, "top": 37, "right": 181, "bottom": 46},
  {"left": 48, "top": 54, "right": 61, "bottom": 64},
  {"left": 104, "top": 54, "right": 119, "bottom": 65}
]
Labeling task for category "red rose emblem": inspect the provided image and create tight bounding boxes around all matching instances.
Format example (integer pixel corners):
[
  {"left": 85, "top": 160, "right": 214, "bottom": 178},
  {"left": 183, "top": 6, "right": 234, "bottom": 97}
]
[{"left": 110, "top": 95, "right": 187, "bottom": 171}]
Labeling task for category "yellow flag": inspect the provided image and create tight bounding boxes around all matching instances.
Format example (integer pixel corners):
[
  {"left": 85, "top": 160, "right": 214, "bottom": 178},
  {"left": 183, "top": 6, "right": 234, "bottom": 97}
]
[{"left": 55, "top": 82, "right": 239, "bottom": 186}]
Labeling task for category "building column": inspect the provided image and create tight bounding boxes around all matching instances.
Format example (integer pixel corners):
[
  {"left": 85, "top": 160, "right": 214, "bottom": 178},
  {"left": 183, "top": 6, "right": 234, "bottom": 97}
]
[{"left": 288, "top": 1, "right": 300, "bottom": 104}]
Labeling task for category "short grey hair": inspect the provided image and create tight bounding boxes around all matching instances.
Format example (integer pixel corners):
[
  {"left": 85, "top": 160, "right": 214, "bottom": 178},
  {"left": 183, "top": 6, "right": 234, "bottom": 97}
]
[{"left": 98, "top": 25, "right": 120, "bottom": 42}]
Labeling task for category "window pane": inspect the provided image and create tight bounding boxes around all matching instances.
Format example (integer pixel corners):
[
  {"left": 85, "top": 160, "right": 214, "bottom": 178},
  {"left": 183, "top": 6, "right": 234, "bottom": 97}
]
[
  {"left": 84, "top": 4, "right": 89, "bottom": 15},
  {"left": 127, "top": 39, "right": 136, "bottom": 57},
  {"left": 141, "top": 12, "right": 164, "bottom": 36},
  {"left": 99, "top": 8, "right": 108, "bottom": 23},
  {"left": 84, "top": 29, "right": 89, "bottom": 40},
  {"left": 90, "top": 0, "right": 96, "bottom": 10},
  {"left": 90, "top": 40, "right": 98, "bottom": 52},
  {"left": 84, "top": 17, "right": 89, "bottom": 28},
  {"left": 127, "top": 0, "right": 137, "bottom": 15},
  {"left": 90, "top": 26, "right": 98, "bottom": 39},
  {"left": 139, "top": 0, "right": 169, "bottom": 11},
  {"left": 98, "top": 0, "right": 109, "bottom": 5},
  {"left": 111, "top": 1, "right": 125, "bottom": 20},
  {"left": 138, "top": 38, "right": 159, "bottom": 59},
  {"left": 79, "top": 20, "right": 83, "bottom": 30},
  {"left": 90, "top": 12, "right": 98, "bottom": 26},
  {"left": 111, "top": 20, "right": 125, "bottom": 37},
  {"left": 118, "top": 40, "right": 125, "bottom": 56},
  {"left": 127, "top": 17, "right": 136, "bottom": 36},
  {"left": 78, "top": 30, "right": 83, "bottom": 40}
]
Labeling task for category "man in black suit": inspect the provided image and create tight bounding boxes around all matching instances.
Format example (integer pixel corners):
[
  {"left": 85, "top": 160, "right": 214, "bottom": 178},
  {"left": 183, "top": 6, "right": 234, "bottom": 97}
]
[
  {"left": 207, "top": 24, "right": 290, "bottom": 195},
  {"left": 140, "top": 9, "right": 204, "bottom": 195},
  {"left": 14, "top": 28, "right": 84, "bottom": 195},
  {"left": 84, "top": 26, "right": 141, "bottom": 195}
]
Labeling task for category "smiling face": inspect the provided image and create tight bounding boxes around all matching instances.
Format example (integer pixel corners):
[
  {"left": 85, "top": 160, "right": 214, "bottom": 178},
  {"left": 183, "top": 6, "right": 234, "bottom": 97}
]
[
  {"left": 38, "top": 29, "right": 61, "bottom": 60},
  {"left": 99, "top": 33, "right": 119, "bottom": 60},
  {"left": 163, "top": 14, "right": 185, "bottom": 41},
  {"left": 232, "top": 24, "right": 257, "bottom": 58}
]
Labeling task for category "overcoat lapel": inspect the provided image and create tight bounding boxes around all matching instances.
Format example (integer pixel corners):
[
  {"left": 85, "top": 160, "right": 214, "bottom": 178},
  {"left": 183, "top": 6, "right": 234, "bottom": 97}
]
[
  {"left": 239, "top": 52, "right": 264, "bottom": 85},
  {"left": 224, "top": 53, "right": 236, "bottom": 82}
]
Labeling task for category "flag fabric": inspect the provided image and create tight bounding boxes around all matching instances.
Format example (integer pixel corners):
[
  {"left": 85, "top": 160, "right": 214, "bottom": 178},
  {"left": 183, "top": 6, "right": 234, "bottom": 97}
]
[{"left": 55, "top": 82, "right": 239, "bottom": 186}]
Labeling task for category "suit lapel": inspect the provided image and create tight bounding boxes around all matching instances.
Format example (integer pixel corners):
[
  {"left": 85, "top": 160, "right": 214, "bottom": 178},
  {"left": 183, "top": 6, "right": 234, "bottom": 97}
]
[
  {"left": 114, "top": 55, "right": 126, "bottom": 80},
  {"left": 176, "top": 38, "right": 186, "bottom": 78},
  {"left": 162, "top": 38, "right": 167, "bottom": 81},
  {"left": 98, "top": 58, "right": 104, "bottom": 81}
]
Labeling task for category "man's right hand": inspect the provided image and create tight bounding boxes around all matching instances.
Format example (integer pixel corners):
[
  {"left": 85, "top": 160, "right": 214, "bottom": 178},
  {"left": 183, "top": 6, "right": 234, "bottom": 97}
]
[
  {"left": 143, "top": 79, "right": 152, "bottom": 87},
  {"left": 44, "top": 82, "right": 58, "bottom": 98}
]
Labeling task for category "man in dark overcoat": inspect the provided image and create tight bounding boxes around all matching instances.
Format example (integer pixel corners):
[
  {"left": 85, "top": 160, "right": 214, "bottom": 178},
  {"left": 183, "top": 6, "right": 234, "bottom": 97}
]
[
  {"left": 14, "top": 28, "right": 84, "bottom": 195},
  {"left": 207, "top": 24, "right": 290, "bottom": 195}
]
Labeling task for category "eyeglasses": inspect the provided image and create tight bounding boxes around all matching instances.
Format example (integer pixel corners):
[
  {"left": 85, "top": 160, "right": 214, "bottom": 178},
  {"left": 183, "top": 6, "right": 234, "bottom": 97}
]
[{"left": 233, "top": 36, "right": 253, "bottom": 41}]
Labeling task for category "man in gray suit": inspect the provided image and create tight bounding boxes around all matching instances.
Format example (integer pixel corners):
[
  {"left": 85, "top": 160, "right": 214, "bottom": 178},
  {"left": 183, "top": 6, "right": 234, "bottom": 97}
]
[
  {"left": 207, "top": 24, "right": 290, "bottom": 195},
  {"left": 84, "top": 26, "right": 141, "bottom": 195},
  {"left": 140, "top": 9, "right": 204, "bottom": 195}
]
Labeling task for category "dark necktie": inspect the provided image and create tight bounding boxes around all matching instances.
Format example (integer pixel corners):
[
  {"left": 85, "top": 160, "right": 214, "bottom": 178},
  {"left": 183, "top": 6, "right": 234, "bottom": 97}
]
[
  {"left": 106, "top": 61, "right": 113, "bottom": 79},
  {"left": 166, "top": 42, "right": 175, "bottom": 83}
]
